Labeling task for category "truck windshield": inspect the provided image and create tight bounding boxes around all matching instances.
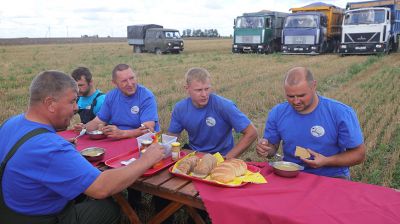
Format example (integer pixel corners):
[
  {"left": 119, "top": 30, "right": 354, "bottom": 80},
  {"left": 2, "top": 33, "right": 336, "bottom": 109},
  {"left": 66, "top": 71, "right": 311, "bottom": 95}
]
[
  {"left": 164, "top": 31, "right": 181, "bottom": 39},
  {"left": 344, "top": 9, "right": 385, "bottom": 25},
  {"left": 284, "top": 15, "right": 318, "bottom": 28},
  {"left": 236, "top": 16, "right": 265, "bottom": 28}
]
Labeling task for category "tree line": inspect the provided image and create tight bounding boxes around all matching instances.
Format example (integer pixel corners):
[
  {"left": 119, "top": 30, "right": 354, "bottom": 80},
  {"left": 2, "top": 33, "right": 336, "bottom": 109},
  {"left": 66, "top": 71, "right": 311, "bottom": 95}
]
[{"left": 181, "top": 29, "right": 220, "bottom": 37}]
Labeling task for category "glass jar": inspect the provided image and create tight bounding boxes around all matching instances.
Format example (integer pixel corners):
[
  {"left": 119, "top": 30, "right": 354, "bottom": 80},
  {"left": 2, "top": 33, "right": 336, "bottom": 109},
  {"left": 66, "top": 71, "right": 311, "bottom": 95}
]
[{"left": 171, "top": 142, "right": 181, "bottom": 161}]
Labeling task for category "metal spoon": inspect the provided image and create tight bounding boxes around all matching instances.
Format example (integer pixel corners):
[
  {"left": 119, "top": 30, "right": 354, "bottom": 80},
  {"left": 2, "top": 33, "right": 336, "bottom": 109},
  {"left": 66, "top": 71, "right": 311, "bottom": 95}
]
[
  {"left": 73, "top": 128, "right": 86, "bottom": 141},
  {"left": 274, "top": 153, "right": 283, "bottom": 160}
]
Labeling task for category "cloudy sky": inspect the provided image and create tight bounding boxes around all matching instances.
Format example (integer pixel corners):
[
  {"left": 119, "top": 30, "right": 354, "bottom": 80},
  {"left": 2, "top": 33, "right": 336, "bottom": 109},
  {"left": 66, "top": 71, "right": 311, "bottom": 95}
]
[{"left": 0, "top": 0, "right": 361, "bottom": 38}]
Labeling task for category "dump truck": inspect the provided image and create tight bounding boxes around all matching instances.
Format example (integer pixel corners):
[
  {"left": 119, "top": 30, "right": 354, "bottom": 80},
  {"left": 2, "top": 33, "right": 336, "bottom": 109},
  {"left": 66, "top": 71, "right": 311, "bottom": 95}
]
[
  {"left": 281, "top": 2, "right": 344, "bottom": 54},
  {"left": 232, "top": 10, "right": 288, "bottom": 54},
  {"left": 339, "top": 0, "right": 400, "bottom": 55},
  {"left": 127, "top": 24, "right": 184, "bottom": 54}
]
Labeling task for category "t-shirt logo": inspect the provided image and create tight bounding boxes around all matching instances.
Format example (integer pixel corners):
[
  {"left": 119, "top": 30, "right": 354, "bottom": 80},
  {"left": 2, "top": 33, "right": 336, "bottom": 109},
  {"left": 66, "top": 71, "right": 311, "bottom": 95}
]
[
  {"left": 206, "top": 117, "right": 216, "bottom": 127},
  {"left": 131, "top": 106, "right": 139, "bottom": 114},
  {"left": 311, "top": 125, "right": 325, "bottom": 137}
]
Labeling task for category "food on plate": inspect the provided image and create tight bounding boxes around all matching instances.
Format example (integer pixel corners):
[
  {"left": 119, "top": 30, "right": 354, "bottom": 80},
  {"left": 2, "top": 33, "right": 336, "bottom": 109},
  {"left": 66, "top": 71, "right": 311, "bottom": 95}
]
[
  {"left": 295, "top": 146, "right": 311, "bottom": 159},
  {"left": 192, "top": 153, "right": 217, "bottom": 178},
  {"left": 275, "top": 163, "right": 298, "bottom": 171},
  {"left": 210, "top": 159, "right": 247, "bottom": 183},
  {"left": 175, "top": 156, "right": 200, "bottom": 174}
]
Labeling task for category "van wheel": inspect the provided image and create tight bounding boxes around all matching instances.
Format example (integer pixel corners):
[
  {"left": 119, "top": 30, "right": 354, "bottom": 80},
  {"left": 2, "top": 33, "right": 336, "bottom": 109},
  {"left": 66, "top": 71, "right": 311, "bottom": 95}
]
[
  {"left": 155, "top": 48, "right": 162, "bottom": 55},
  {"left": 134, "top": 46, "right": 142, "bottom": 53}
]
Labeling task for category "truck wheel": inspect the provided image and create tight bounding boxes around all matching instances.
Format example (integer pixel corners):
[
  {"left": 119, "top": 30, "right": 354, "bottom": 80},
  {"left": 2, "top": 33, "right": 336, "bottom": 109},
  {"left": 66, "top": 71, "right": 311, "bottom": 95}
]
[
  {"left": 134, "top": 46, "right": 142, "bottom": 53},
  {"left": 155, "top": 48, "right": 162, "bottom": 55}
]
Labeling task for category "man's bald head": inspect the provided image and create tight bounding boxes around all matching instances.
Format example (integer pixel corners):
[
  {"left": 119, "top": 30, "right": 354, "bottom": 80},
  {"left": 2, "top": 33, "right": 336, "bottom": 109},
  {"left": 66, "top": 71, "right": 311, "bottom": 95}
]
[{"left": 284, "top": 67, "right": 314, "bottom": 86}]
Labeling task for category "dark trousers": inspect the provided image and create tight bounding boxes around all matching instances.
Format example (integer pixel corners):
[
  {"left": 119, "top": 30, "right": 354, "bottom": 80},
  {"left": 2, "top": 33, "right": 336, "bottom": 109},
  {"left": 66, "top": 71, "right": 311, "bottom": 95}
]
[{"left": 59, "top": 197, "right": 121, "bottom": 224}]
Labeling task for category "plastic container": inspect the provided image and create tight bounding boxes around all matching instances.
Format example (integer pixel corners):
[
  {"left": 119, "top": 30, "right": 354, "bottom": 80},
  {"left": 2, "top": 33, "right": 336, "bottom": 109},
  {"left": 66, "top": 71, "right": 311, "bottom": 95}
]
[{"left": 136, "top": 132, "right": 177, "bottom": 158}]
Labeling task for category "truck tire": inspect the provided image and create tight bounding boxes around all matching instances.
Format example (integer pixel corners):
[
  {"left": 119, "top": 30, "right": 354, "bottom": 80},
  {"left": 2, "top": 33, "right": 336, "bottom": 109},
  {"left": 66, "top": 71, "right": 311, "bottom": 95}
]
[
  {"left": 134, "top": 46, "right": 142, "bottom": 53},
  {"left": 155, "top": 48, "right": 162, "bottom": 55}
]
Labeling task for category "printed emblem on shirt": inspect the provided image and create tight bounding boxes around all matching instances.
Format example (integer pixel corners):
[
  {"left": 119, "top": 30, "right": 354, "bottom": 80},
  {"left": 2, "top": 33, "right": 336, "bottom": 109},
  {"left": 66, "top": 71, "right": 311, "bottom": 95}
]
[
  {"left": 131, "top": 106, "right": 140, "bottom": 114},
  {"left": 205, "top": 117, "right": 216, "bottom": 127},
  {"left": 310, "top": 125, "right": 325, "bottom": 137},
  {"left": 85, "top": 105, "right": 91, "bottom": 109}
]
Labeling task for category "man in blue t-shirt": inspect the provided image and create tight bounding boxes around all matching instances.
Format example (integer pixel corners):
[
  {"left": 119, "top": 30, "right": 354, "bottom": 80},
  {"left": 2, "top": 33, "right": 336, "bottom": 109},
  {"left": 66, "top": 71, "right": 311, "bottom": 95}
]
[
  {"left": 256, "top": 67, "right": 366, "bottom": 179},
  {"left": 71, "top": 66, "right": 105, "bottom": 124},
  {"left": 168, "top": 67, "right": 257, "bottom": 159},
  {"left": 84, "top": 64, "right": 159, "bottom": 139},
  {"left": 0, "top": 71, "right": 164, "bottom": 223}
]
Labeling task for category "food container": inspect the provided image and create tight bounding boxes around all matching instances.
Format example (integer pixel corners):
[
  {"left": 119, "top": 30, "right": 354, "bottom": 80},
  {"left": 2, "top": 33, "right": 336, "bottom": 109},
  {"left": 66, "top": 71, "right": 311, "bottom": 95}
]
[
  {"left": 270, "top": 161, "right": 304, "bottom": 178},
  {"left": 80, "top": 147, "right": 105, "bottom": 162},
  {"left": 86, "top": 130, "right": 107, "bottom": 140}
]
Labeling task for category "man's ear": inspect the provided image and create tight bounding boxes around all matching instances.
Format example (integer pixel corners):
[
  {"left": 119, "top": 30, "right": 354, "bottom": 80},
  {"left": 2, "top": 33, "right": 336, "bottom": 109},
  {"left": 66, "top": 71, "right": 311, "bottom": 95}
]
[{"left": 44, "top": 96, "right": 56, "bottom": 113}]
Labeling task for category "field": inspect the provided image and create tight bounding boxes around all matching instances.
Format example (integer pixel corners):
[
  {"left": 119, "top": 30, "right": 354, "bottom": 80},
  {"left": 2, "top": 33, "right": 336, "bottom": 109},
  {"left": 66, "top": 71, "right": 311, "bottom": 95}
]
[{"left": 0, "top": 39, "right": 399, "bottom": 189}]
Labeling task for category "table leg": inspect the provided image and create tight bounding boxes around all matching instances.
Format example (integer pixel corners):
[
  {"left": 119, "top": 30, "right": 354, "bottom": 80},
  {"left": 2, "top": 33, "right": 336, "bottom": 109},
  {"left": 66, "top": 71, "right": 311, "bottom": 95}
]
[
  {"left": 113, "top": 193, "right": 142, "bottom": 224},
  {"left": 148, "top": 201, "right": 183, "bottom": 224},
  {"left": 186, "top": 206, "right": 206, "bottom": 224}
]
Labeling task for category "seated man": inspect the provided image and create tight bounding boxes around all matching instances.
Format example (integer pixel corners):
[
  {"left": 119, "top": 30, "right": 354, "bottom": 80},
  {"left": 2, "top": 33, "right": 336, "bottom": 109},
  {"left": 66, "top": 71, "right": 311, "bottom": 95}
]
[
  {"left": 71, "top": 66, "right": 105, "bottom": 124},
  {"left": 0, "top": 70, "right": 164, "bottom": 224},
  {"left": 256, "top": 67, "right": 366, "bottom": 179},
  {"left": 168, "top": 67, "right": 258, "bottom": 159},
  {"left": 84, "top": 63, "right": 159, "bottom": 138}
]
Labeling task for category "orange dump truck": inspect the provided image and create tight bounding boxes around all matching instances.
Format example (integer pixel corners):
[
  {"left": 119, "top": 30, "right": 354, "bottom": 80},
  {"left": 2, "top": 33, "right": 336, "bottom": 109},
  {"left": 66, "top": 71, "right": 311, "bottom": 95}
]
[{"left": 281, "top": 2, "right": 344, "bottom": 54}]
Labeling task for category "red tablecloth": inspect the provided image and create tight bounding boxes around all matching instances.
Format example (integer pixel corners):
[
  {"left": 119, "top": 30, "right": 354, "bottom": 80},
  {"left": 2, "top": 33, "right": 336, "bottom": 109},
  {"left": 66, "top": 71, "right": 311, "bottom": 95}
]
[
  {"left": 58, "top": 130, "right": 138, "bottom": 166},
  {"left": 194, "top": 162, "right": 400, "bottom": 224}
]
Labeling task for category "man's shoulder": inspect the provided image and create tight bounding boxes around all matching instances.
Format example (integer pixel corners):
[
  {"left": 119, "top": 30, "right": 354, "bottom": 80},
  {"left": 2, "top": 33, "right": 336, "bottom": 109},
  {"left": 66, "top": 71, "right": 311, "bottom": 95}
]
[
  {"left": 319, "top": 96, "right": 353, "bottom": 111},
  {"left": 137, "top": 84, "right": 155, "bottom": 96}
]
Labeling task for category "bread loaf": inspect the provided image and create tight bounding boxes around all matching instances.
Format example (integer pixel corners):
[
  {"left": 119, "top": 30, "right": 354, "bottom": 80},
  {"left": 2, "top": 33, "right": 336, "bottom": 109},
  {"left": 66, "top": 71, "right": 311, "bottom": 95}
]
[
  {"left": 175, "top": 156, "right": 199, "bottom": 174},
  {"left": 210, "top": 159, "right": 248, "bottom": 183},
  {"left": 192, "top": 153, "right": 217, "bottom": 178}
]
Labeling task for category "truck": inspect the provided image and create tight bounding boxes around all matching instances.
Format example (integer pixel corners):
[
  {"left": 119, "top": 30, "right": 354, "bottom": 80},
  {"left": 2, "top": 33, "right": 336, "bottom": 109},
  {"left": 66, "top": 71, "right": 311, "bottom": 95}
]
[
  {"left": 127, "top": 24, "right": 184, "bottom": 54},
  {"left": 232, "top": 10, "right": 288, "bottom": 54},
  {"left": 281, "top": 2, "right": 344, "bottom": 54},
  {"left": 339, "top": 0, "right": 400, "bottom": 55}
]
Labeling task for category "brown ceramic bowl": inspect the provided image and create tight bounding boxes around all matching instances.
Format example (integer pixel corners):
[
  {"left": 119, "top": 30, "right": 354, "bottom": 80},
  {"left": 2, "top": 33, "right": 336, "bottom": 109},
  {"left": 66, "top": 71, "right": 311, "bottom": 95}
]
[
  {"left": 270, "top": 161, "right": 304, "bottom": 178},
  {"left": 86, "top": 130, "right": 107, "bottom": 140},
  {"left": 80, "top": 147, "right": 105, "bottom": 162}
]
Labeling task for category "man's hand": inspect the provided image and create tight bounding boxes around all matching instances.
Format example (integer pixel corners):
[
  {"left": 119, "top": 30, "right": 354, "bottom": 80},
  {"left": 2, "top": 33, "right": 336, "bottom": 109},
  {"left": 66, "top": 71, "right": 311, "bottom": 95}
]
[
  {"left": 300, "top": 148, "right": 327, "bottom": 168},
  {"left": 101, "top": 125, "right": 125, "bottom": 139},
  {"left": 140, "top": 143, "right": 165, "bottom": 166},
  {"left": 73, "top": 123, "right": 85, "bottom": 133},
  {"left": 256, "top": 138, "right": 277, "bottom": 157}
]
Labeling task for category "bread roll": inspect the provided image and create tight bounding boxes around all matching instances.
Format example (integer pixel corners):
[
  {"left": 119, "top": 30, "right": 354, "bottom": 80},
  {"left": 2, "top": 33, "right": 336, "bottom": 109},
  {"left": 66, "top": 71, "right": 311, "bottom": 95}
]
[
  {"left": 192, "top": 153, "right": 217, "bottom": 178},
  {"left": 175, "top": 156, "right": 199, "bottom": 174},
  {"left": 210, "top": 159, "right": 248, "bottom": 183},
  {"left": 210, "top": 162, "right": 236, "bottom": 183}
]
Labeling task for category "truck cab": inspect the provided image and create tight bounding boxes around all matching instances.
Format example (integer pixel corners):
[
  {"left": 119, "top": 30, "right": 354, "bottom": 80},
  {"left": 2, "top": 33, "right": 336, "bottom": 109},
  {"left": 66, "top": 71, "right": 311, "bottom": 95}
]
[
  {"left": 144, "top": 28, "right": 184, "bottom": 54},
  {"left": 232, "top": 10, "right": 287, "bottom": 54},
  {"left": 282, "top": 12, "right": 328, "bottom": 54},
  {"left": 339, "top": 7, "right": 396, "bottom": 54},
  {"left": 127, "top": 24, "right": 184, "bottom": 54}
]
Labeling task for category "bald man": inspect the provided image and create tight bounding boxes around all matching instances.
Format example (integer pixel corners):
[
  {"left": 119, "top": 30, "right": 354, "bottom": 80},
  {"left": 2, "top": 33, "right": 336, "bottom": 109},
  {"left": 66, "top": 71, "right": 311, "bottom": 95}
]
[{"left": 256, "top": 67, "right": 366, "bottom": 179}]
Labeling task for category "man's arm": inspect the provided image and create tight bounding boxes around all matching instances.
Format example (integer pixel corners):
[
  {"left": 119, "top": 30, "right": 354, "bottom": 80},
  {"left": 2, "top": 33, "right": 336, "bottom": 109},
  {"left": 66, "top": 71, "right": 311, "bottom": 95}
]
[
  {"left": 302, "top": 143, "right": 366, "bottom": 168},
  {"left": 102, "top": 122, "right": 154, "bottom": 139},
  {"left": 225, "top": 123, "right": 258, "bottom": 159},
  {"left": 84, "top": 143, "right": 164, "bottom": 199}
]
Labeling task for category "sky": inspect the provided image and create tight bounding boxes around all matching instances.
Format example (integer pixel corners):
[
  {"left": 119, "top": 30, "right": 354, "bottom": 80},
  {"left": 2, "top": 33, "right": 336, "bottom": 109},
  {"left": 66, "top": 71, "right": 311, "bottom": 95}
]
[{"left": 0, "top": 0, "right": 362, "bottom": 38}]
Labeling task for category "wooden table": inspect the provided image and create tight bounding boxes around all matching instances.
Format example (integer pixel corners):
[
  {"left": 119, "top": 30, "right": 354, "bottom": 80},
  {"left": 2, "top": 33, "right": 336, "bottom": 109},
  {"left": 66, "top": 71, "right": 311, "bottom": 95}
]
[{"left": 129, "top": 160, "right": 206, "bottom": 224}]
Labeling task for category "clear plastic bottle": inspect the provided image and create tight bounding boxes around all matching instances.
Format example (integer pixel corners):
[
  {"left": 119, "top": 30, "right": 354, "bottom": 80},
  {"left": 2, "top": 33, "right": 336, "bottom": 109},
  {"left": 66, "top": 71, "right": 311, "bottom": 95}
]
[{"left": 171, "top": 142, "right": 181, "bottom": 161}]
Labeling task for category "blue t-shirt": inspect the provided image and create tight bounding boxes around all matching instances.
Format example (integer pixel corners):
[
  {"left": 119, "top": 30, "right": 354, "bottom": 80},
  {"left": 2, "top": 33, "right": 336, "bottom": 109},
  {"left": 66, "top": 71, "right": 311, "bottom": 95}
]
[
  {"left": 264, "top": 95, "right": 364, "bottom": 177},
  {"left": 0, "top": 114, "right": 100, "bottom": 215},
  {"left": 77, "top": 89, "right": 105, "bottom": 115},
  {"left": 168, "top": 94, "right": 251, "bottom": 155},
  {"left": 97, "top": 84, "right": 160, "bottom": 131}
]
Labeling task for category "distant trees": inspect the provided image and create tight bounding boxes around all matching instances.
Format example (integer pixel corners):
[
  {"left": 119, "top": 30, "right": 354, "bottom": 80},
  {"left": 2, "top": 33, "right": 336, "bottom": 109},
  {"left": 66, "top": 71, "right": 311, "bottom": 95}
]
[{"left": 182, "top": 29, "right": 220, "bottom": 37}]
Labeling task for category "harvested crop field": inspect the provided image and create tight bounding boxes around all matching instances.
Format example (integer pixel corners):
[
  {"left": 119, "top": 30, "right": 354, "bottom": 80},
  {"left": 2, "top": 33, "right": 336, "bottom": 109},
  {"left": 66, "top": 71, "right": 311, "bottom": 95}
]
[{"left": 0, "top": 38, "right": 399, "bottom": 188}]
